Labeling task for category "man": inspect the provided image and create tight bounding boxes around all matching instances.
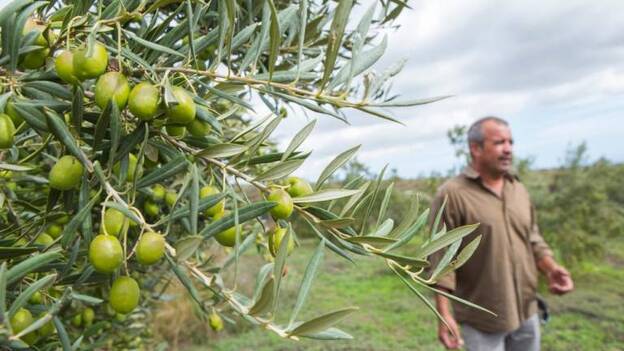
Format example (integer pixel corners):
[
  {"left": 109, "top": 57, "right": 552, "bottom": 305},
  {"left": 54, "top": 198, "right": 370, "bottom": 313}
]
[{"left": 429, "top": 117, "right": 574, "bottom": 351}]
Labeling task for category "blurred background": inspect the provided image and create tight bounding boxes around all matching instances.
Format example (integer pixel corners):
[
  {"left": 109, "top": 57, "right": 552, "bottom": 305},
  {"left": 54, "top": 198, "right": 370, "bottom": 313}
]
[{"left": 157, "top": 1, "right": 624, "bottom": 350}]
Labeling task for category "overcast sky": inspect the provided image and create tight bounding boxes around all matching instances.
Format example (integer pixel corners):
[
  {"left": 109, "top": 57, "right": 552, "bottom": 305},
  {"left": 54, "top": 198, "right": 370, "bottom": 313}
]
[{"left": 269, "top": 0, "right": 624, "bottom": 179}]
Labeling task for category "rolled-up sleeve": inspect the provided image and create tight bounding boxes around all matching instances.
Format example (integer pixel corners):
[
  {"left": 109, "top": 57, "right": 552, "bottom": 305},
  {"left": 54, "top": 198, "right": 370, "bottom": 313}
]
[
  {"left": 529, "top": 204, "right": 553, "bottom": 261},
  {"left": 427, "top": 187, "right": 462, "bottom": 292}
]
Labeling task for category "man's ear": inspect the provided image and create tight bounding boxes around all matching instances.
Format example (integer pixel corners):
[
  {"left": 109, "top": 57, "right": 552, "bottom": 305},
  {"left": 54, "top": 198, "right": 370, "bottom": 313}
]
[{"left": 469, "top": 141, "right": 481, "bottom": 159}]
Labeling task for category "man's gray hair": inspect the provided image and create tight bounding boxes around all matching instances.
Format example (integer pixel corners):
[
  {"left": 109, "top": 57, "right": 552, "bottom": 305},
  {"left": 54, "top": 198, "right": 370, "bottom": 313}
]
[{"left": 467, "top": 116, "right": 509, "bottom": 146}]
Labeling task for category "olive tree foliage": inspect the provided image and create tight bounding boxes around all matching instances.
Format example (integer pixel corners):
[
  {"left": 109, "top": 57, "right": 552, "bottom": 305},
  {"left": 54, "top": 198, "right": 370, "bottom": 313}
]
[{"left": 0, "top": 0, "right": 486, "bottom": 348}]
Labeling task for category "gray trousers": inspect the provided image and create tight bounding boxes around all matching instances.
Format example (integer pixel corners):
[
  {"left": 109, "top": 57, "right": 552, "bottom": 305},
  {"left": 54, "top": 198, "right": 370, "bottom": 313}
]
[{"left": 460, "top": 314, "right": 540, "bottom": 351}]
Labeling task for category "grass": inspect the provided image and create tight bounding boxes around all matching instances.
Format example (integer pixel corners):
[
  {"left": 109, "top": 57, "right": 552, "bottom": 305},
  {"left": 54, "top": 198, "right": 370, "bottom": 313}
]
[{"left": 172, "top": 239, "right": 624, "bottom": 351}]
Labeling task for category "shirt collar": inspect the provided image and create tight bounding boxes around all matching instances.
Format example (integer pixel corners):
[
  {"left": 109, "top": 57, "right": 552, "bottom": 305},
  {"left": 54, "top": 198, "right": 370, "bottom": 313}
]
[{"left": 462, "top": 165, "right": 518, "bottom": 182}]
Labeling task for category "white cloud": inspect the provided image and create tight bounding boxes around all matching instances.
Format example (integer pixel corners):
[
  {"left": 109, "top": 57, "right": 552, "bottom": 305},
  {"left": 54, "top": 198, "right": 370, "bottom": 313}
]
[{"left": 256, "top": 0, "right": 624, "bottom": 179}]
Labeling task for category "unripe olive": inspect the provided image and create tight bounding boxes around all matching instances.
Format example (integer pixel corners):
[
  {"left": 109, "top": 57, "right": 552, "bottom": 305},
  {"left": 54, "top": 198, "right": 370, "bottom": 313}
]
[
  {"left": 187, "top": 119, "right": 212, "bottom": 137},
  {"left": 267, "top": 189, "right": 293, "bottom": 219},
  {"left": 165, "top": 191, "right": 177, "bottom": 207},
  {"left": 5, "top": 101, "right": 24, "bottom": 126},
  {"left": 73, "top": 43, "right": 108, "bottom": 80},
  {"left": 268, "top": 226, "right": 295, "bottom": 257},
  {"left": 128, "top": 82, "right": 160, "bottom": 120},
  {"left": 165, "top": 124, "right": 186, "bottom": 138},
  {"left": 209, "top": 311, "right": 224, "bottom": 331},
  {"left": 95, "top": 71, "right": 130, "bottom": 110},
  {"left": 166, "top": 87, "right": 196, "bottom": 124},
  {"left": 54, "top": 50, "right": 79, "bottom": 84},
  {"left": 151, "top": 184, "right": 166, "bottom": 202},
  {"left": 0, "top": 113, "right": 15, "bottom": 149},
  {"left": 199, "top": 185, "right": 224, "bottom": 217},
  {"left": 286, "top": 177, "right": 313, "bottom": 197},
  {"left": 113, "top": 153, "right": 141, "bottom": 182},
  {"left": 49, "top": 155, "right": 83, "bottom": 190},
  {"left": 143, "top": 200, "right": 159, "bottom": 217},
  {"left": 136, "top": 232, "right": 165, "bottom": 265}
]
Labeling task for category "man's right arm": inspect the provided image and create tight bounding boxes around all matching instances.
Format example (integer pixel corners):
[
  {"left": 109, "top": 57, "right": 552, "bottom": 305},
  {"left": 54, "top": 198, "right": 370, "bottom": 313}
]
[
  {"left": 428, "top": 187, "right": 464, "bottom": 349},
  {"left": 436, "top": 290, "right": 464, "bottom": 349}
]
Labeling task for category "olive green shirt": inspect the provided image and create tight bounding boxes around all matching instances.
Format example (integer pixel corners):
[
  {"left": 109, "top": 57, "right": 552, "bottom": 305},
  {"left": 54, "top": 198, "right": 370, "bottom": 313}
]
[{"left": 428, "top": 166, "right": 553, "bottom": 333}]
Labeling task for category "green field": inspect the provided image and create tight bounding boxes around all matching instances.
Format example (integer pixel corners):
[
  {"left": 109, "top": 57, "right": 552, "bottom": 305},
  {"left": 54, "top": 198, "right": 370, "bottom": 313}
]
[{"left": 177, "top": 239, "right": 624, "bottom": 351}]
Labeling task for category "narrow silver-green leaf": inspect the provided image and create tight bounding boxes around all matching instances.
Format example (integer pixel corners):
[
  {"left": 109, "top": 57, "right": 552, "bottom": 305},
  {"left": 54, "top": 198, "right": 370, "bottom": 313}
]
[
  {"left": 304, "top": 218, "right": 353, "bottom": 263},
  {"left": 9, "top": 274, "right": 57, "bottom": 317},
  {"left": 319, "top": 218, "right": 355, "bottom": 229},
  {"left": 60, "top": 190, "right": 101, "bottom": 248},
  {"left": 195, "top": 143, "right": 248, "bottom": 158},
  {"left": 0, "top": 263, "right": 7, "bottom": 318},
  {"left": 359, "top": 164, "right": 387, "bottom": 234},
  {"left": 0, "top": 0, "right": 31, "bottom": 24},
  {"left": 167, "top": 256, "right": 205, "bottom": 311},
  {"left": 434, "top": 235, "right": 482, "bottom": 281},
  {"left": 430, "top": 196, "right": 447, "bottom": 238},
  {"left": 384, "top": 209, "right": 429, "bottom": 252},
  {"left": 272, "top": 225, "right": 291, "bottom": 312},
  {"left": 136, "top": 155, "right": 188, "bottom": 188},
  {"left": 328, "top": 34, "right": 387, "bottom": 91},
  {"left": 70, "top": 292, "right": 103, "bottom": 305},
  {"left": 248, "top": 277, "right": 274, "bottom": 316},
  {"left": 158, "top": 193, "right": 226, "bottom": 224},
  {"left": 415, "top": 223, "right": 480, "bottom": 259},
  {"left": 10, "top": 2, "right": 47, "bottom": 73},
  {"left": 267, "top": 0, "right": 280, "bottom": 80},
  {"left": 253, "top": 159, "right": 304, "bottom": 182},
  {"left": 368, "top": 95, "right": 452, "bottom": 107},
  {"left": 300, "top": 327, "right": 353, "bottom": 340},
  {"left": 53, "top": 316, "right": 72, "bottom": 351},
  {"left": 375, "top": 183, "right": 394, "bottom": 229},
  {"left": 174, "top": 235, "right": 203, "bottom": 261},
  {"left": 231, "top": 114, "right": 271, "bottom": 142},
  {"left": 0, "top": 164, "right": 32, "bottom": 171},
  {"left": 288, "top": 307, "right": 358, "bottom": 336},
  {"left": 45, "top": 110, "right": 91, "bottom": 169},
  {"left": 389, "top": 195, "right": 420, "bottom": 237},
  {"left": 124, "top": 29, "right": 186, "bottom": 58},
  {"left": 281, "top": 119, "right": 316, "bottom": 161},
  {"left": 12, "top": 103, "right": 47, "bottom": 132},
  {"left": 7, "top": 249, "right": 63, "bottom": 285},
  {"left": 190, "top": 164, "right": 199, "bottom": 235},
  {"left": 23, "top": 81, "right": 72, "bottom": 100},
  {"left": 429, "top": 239, "right": 462, "bottom": 282},
  {"left": 293, "top": 189, "right": 360, "bottom": 204},
  {"left": 315, "top": 145, "right": 360, "bottom": 189},
  {"left": 294, "top": 0, "right": 308, "bottom": 81},
  {"left": 264, "top": 90, "right": 346, "bottom": 122},
  {"left": 92, "top": 101, "right": 112, "bottom": 151},
  {"left": 413, "top": 275, "right": 496, "bottom": 317},
  {"left": 340, "top": 181, "right": 370, "bottom": 217},
  {"left": 319, "top": 0, "right": 353, "bottom": 90},
  {"left": 369, "top": 218, "right": 394, "bottom": 237},
  {"left": 252, "top": 263, "right": 274, "bottom": 302},
  {"left": 71, "top": 86, "right": 83, "bottom": 132},
  {"left": 392, "top": 268, "right": 454, "bottom": 334},
  {"left": 374, "top": 251, "right": 429, "bottom": 268},
  {"left": 288, "top": 240, "right": 324, "bottom": 327},
  {"left": 200, "top": 201, "right": 277, "bottom": 239},
  {"left": 345, "top": 236, "right": 397, "bottom": 246}
]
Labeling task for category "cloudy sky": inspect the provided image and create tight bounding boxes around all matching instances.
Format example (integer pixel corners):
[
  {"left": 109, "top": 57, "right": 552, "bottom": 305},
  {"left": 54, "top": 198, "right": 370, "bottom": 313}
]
[{"left": 264, "top": 0, "right": 624, "bottom": 179}]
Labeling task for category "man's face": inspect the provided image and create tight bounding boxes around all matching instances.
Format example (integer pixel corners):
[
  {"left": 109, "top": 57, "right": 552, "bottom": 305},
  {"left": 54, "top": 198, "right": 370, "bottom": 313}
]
[{"left": 471, "top": 121, "right": 513, "bottom": 175}]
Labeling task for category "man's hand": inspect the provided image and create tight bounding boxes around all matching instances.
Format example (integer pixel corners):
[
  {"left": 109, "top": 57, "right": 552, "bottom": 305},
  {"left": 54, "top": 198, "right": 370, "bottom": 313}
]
[
  {"left": 435, "top": 289, "right": 464, "bottom": 349},
  {"left": 538, "top": 255, "right": 574, "bottom": 295},
  {"left": 438, "top": 314, "right": 464, "bottom": 350},
  {"left": 546, "top": 265, "right": 574, "bottom": 294}
]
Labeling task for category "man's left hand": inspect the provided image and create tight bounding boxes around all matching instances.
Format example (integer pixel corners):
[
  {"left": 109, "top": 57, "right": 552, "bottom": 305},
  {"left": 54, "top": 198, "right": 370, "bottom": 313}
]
[{"left": 546, "top": 265, "right": 574, "bottom": 295}]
